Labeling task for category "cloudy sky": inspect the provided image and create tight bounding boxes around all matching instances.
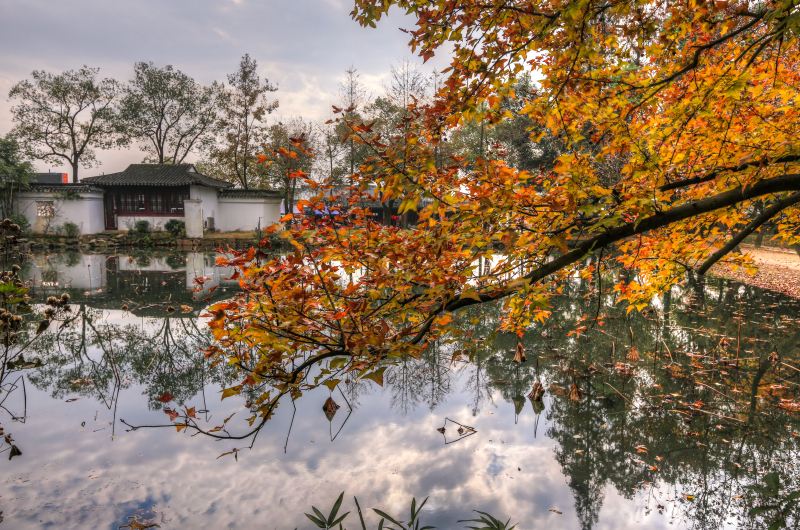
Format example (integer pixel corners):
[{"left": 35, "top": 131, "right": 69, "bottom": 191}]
[{"left": 0, "top": 0, "right": 442, "bottom": 176}]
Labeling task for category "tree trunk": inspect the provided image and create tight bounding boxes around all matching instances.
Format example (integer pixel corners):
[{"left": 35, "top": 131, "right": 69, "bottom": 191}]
[
  {"left": 754, "top": 229, "right": 764, "bottom": 248},
  {"left": 71, "top": 160, "right": 79, "bottom": 183}
]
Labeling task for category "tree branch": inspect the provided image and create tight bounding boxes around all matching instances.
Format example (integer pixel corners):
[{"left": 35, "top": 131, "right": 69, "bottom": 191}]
[
  {"left": 659, "top": 153, "right": 800, "bottom": 192},
  {"left": 441, "top": 173, "right": 800, "bottom": 315},
  {"left": 696, "top": 192, "right": 800, "bottom": 275}
]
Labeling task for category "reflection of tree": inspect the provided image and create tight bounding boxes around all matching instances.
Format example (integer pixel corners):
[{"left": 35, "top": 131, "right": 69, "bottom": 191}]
[
  {"left": 27, "top": 307, "right": 229, "bottom": 417},
  {"left": 386, "top": 357, "right": 425, "bottom": 415},
  {"left": 384, "top": 341, "right": 453, "bottom": 414},
  {"left": 457, "top": 277, "right": 800, "bottom": 529}
]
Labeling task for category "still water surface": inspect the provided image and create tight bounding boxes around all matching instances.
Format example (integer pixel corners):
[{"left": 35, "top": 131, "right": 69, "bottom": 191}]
[{"left": 1, "top": 250, "right": 799, "bottom": 529}]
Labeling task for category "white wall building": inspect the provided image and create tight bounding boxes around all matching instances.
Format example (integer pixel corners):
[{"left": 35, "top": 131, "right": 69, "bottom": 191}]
[{"left": 15, "top": 164, "right": 283, "bottom": 237}]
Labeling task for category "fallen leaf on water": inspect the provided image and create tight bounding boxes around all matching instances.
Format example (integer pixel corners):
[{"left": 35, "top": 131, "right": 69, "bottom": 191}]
[
  {"left": 778, "top": 399, "right": 800, "bottom": 412},
  {"left": 119, "top": 515, "right": 160, "bottom": 529},
  {"left": 157, "top": 392, "right": 174, "bottom": 403},
  {"left": 513, "top": 341, "right": 526, "bottom": 363},
  {"left": 549, "top": 508, "right": 563, "bottom": 515},
  {"left": 569, "top": 383, "right": 583, "bottom": 402},
  {"left": 528, "top": 381, "right": 545, "bottom": 402}
]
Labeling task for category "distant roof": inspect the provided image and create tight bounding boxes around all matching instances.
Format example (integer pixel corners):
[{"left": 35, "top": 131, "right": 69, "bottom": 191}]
[
  {"left": 31, "top": 172, "right": 70, "bottom": 184},
  {"left": 219, "top": 188, "right": 282, "bottom": 199},
  {"left": 82, "top": 164, "right": 232, "bottom": 189}
]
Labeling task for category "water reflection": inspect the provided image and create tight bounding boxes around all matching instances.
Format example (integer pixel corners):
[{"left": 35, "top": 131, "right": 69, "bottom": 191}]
[
  {"left": 0, "top": 251, "right": 798, "bottom": 529},
  {"left": 24, "top": 251, "right": 237, "bottom": 311}
]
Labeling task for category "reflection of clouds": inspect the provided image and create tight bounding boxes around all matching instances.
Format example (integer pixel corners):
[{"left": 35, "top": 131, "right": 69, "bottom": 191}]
[{"left": 2, "top": 372, "right": 674, "bottom": 530}]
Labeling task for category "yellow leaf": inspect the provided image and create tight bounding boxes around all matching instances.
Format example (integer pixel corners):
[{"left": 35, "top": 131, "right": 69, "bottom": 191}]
[
  {"left": 362, "top": 367, "right": 387, "bottom": 386},
  {"left": 460, "top": 288, "right": 483, "bottom": 301},
  {"left": 323, "top": 378, "right": 341, "bottom": 391},
  {"left": 221, "top": 385, "right": 242, "bottom": 400}
]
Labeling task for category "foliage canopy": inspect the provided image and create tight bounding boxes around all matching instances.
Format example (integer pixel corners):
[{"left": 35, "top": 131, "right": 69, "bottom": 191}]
[{"left": 173, "top": 0, "right": 800, "bottom": 439}]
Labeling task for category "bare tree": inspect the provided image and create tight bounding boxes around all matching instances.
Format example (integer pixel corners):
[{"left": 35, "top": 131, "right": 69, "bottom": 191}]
[
  {"left": 338, "top": 67, "right": 370, "bottom": 177},
  {"left": 8, "top": 66, "right": 119, "bottom": 183},
  {"left": 386, "top": 60, "right": 429, "bottom": 111}
]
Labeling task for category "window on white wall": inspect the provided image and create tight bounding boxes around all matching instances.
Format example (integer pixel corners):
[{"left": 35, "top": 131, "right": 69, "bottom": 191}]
[{"left": 36, "top": 201, "right": 55, "bottom": 217}]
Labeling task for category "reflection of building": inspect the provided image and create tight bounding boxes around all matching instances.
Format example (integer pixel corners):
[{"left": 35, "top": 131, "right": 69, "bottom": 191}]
[
  {"left": 15, "top": 164, "right": 282, "bottom": 237},
  {"left": 25, "top": 252, "right": 238, "bottom": 316},
  {"left": 26, "top": 253, "right": 108, "bottom": 294}
]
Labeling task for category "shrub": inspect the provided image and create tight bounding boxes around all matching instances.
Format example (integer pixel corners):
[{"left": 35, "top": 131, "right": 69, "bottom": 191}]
[
  {"left": 132, "top": 220, "right": 151, "bottom": 234},
  {"left": 164, "top": 219, "right": 186, "bottom": 238},
  {"left": 7, "top": 214, "right": 30, "bottom": 235},
  {"left": 62, "top": 222, "right": 80, "bottom": 238}
]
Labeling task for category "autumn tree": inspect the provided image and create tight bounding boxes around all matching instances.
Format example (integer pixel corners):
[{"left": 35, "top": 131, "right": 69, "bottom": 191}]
[
  {"left": 8, "top": 66, "right": 119, "bottom": 183},
  {"left": 210, "top": 54, "right": 278, "bottom": 189},
  {"left": 117, "top": 62, "right": 221, "bottom": 165},
  {"left": 162, "top": 0, "right": 800, "bottom": 441},
  {"left": 262, "top": 118, "right": 316, "bottom": 215}
]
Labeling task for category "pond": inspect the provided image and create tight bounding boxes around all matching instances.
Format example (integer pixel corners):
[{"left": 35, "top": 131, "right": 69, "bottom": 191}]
[{"left": 1, "top": 249, "right": 799, "bottom": 529}]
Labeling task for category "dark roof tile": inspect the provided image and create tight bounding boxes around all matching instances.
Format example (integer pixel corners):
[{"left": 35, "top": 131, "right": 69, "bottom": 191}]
[
  {"left": 82, "top": 164, "right": 232, "bottom": 189},
  {"left": 27, "top": 183, "right": 103, "bottom": 193},
  {"left": 218, "top": 188, "right": 282, "bottom": 199}
]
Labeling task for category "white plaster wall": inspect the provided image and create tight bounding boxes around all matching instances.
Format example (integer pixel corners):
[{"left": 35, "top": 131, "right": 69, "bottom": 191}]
[
  {"left": 117, "top": 216, "right": 184, "bottom": 232},
  {"left": 217, "top": 198, "right": 282, "bottom": 232},
  {"left": 15, "top": 191, "right": 105, "bottom": 235},
  {"left": 183, "top": 199, "right": 204, "bottom": 238},
  {"left": 190, "top": 185, "right": 220, "bottom": 230}
]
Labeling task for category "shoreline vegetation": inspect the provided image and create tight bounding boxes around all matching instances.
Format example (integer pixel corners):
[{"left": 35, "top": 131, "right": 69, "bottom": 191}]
[{"left": 18, "top": 229, "right": 280, "bottom": 252}]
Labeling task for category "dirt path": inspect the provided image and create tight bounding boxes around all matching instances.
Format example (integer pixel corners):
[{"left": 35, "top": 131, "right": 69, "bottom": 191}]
[{"left": 711, "top": 244, "right": 800, "bottom": 298}]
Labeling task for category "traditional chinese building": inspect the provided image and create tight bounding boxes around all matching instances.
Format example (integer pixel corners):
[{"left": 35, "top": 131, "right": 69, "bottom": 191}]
[{"left": 14, "top": 164, "right": 283, "bottom": 237}]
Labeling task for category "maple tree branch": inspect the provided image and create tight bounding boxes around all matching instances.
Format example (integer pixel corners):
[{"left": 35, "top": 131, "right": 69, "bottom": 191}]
[
  {"left": 440, "top": 173, "right": 800, "bottom": 316},
  {"left": 696, "top": 192, "right": 800, "bottom": 275},
  {"left": 659, "top": 153, "right": 800, "bottom": 192}
]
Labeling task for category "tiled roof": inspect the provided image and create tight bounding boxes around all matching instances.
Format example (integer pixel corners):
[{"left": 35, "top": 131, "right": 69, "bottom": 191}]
[
  {"left": 218, "top": 188, "right": 282, "bottom": 199},
  {"left": 82, "top": 164, "right": 232, "bottom": 189},
  {"left": 26, "top": 183, "right": 103, "bottom": 193}
]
